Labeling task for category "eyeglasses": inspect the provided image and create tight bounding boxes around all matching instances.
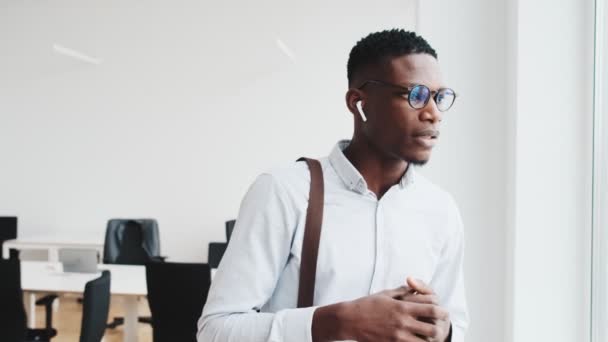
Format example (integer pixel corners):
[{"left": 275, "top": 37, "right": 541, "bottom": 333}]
[{"left": 358, "top": 80, "right": 457, "bottom": 112}]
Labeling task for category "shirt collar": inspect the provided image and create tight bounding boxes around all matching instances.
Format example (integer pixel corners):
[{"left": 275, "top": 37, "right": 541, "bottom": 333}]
[{"left": 328, "top": 140, "right": 416, "bottom": 194}]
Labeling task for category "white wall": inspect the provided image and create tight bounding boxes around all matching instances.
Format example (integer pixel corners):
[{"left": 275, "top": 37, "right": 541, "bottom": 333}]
[
  {"left": 509, "top": 0, "right": 594, "bottom": 341},
  {"left": 0, "top": 0, "right": 416, "bottom": 261},
  {"left": 421, "top": 1, "right": 595, "bottom": 341}
]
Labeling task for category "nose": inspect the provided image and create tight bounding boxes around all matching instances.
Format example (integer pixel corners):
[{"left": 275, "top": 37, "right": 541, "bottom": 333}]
[{"left": 419, "top": 98, "right": 443, "bottom": 123}]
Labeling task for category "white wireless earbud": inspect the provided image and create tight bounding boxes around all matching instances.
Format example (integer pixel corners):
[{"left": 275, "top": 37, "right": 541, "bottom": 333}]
[{"left": 356, "top": 101, "right": 367, "bottom": 122}]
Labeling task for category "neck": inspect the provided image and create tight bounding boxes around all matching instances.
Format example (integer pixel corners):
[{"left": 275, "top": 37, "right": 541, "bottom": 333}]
[{"left": 342, "top": 136, "right": 409, "bottom": 199}]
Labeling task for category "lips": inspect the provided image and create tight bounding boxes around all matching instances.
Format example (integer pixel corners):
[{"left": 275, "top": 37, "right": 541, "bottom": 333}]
[
  {"left": 412, "top": 129, "right": 440, "bottom": 148},
  {"left": 413, "top": 129, "right": 440, "bottom": 139}
]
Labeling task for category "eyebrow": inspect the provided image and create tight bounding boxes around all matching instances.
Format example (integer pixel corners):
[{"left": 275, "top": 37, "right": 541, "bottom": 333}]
[
  {"left": 358, "top": 80, "right": 452, "bottom": 94},
  {"left": 395, "top": 80, "right": 447, "bottom": 90}
]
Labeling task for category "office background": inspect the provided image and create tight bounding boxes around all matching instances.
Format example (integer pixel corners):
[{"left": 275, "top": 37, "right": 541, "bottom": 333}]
[{"left": 0, "top": 0, "right": 600, "bottom": 341}]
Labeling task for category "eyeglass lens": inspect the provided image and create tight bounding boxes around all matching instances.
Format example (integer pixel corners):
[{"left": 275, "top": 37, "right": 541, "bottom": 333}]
[{"left": 409, "top": 85, "right": 455, "bottom": 112}]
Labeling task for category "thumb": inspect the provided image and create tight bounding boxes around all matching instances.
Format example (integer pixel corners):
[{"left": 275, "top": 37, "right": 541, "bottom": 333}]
[{"left": 406, "top": 276, "right": 435, "bottom": 295}]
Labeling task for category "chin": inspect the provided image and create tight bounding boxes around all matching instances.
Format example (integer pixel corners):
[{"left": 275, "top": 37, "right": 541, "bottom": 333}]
[{"left": 402, "top": 150, "right": 431, "bottom": 166}]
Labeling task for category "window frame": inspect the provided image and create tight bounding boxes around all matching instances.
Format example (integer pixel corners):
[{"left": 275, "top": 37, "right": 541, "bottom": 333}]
[{"left": 590, "top": 0, "right": 607, "bottom": 340}]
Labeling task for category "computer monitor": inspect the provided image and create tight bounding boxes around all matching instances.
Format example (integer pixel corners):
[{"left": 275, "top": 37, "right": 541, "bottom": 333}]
[{"left": 59, "top": 248, "right": 99, "bottom": 273}]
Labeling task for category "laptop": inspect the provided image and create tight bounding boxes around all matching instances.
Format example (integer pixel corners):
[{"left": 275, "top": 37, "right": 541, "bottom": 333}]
[{"left": 59, "top": 248, "right": 99, "bottom": 273}]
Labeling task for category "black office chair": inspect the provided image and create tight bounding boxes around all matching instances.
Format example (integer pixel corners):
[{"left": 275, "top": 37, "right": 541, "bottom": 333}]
[
  {"left": 103, "top": 219, "right": 164, "bottom": 265},
  {"left": 225, "top": 219, "right": 236, "bottom": 242},
  {"left": 0, "top": 216, "right": 19, "bottom": 259},
  {"left": 1, "top": 216, "right": 65, "bottom": 330},
  {"left": 0, "top": 256, "right": 57, "bottom": 342},
  {"left": 145, "top": 262, "right": 211, "bottom": 342},
  {"left": 79, "top": 271, "right": 111, "bottom": 342},
  {"left": 208, "top": 242, "right": 227, "bottom": 269},
  {"left": 103, "top": 219, "right": 163, "bottom": 328}
]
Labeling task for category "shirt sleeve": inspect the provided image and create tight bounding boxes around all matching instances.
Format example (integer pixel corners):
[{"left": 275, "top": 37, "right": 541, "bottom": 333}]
[
  {"left": 197, "top": 173, "right": 317, "bottom": 342},
  {"left": 430, "top": 197, "right": 470, "bottom": 342}
]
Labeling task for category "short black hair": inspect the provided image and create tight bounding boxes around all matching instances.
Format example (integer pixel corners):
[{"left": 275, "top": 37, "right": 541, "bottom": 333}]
[{"left": 347, "top": 29, "right": 438, "bottom": 85}]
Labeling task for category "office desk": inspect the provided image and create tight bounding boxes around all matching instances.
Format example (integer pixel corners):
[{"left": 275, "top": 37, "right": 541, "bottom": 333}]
[
  {"left": 3, "top": 235, "right": 104, "bottom": 262},
  {"left": 21, "top": 261, "right": 147, "bottom": 342}
]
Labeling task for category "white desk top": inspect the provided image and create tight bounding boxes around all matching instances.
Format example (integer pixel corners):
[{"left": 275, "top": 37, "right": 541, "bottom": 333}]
[
  {"left": 21, "top": 261, "right": 147, "bottom": 296},
  {"left": 5, "top": 234, "right": 104, "bottom": 246}
]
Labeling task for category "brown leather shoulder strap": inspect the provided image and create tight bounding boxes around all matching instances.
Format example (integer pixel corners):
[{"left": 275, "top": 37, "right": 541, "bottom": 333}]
[{"left": 296, "top": 157, "right": 324, "bottom": 308}]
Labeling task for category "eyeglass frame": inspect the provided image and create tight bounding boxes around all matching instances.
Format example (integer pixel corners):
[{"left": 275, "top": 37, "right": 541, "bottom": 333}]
[{"left": 357, "top": 79, "right": 458, "bottom": 112}]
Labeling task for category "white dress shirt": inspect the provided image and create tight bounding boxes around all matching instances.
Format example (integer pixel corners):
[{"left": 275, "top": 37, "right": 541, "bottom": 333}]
[{"left": 198, "top": 140, "right": 469, "bottom": 342}]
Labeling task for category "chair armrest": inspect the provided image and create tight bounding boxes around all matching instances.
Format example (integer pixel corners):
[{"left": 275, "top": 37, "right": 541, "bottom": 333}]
[
  {"left": 35, "top": 294, "right": 58, "bottom": 307},
  {"left": 149, "top": 255, "right": 167, "bottom": 263}
]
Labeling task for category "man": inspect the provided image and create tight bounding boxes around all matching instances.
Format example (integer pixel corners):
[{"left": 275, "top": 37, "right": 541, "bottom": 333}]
[{"left": 198, "top": 29, "right": 469, "bottom": 342}]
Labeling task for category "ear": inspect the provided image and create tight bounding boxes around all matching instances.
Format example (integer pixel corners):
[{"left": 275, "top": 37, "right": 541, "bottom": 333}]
[{"left": 345, "top": 88, "right": 366, "bottom": 121}]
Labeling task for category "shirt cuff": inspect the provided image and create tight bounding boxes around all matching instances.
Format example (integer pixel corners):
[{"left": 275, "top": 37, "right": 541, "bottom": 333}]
[{"left": 268, "top": 306, "right": 318, "bottom": 342}]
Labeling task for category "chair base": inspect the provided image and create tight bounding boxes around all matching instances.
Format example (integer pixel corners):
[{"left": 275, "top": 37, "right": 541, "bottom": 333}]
[
  {"left": 107, "top": 316, "right": 152, "bottom": 329},
  {"left": 25, "top": 328, "right": 57, "bottom": 342}
]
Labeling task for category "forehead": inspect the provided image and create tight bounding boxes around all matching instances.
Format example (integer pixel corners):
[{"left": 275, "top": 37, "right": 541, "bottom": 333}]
[{"left": 381, "top": 54, "right": 444, "bottom": 89}]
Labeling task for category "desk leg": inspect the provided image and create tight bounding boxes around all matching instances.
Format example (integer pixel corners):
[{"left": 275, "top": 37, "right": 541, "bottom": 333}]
[
  {"left": 24, "top": 292, "right": 36, "bottom": 328},
  {"left": 123, "top": 296, "right": 138, "bottom": 342},
  {"left": 48, "top": 247, "right": 59, "bottom": 262},
  {"left": 47, "top": 249, "right": 61, "bottom": 312},
  {"left": 53, "top": 294, "right": 60, "bottom": 312}
]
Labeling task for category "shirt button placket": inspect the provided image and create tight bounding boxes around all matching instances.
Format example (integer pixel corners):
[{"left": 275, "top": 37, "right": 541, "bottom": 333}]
[{"left": 368, "top": 199, "right": 384, "bottom": 294}]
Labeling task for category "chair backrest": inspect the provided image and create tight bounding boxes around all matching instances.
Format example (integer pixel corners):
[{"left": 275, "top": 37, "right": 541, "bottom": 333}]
[
  {"left": 225, "top": 220, "right": 236, "bottom": 242},
  {"left": 0, "top": 216, "right": 18, "bottom": 242},
  {"left": 207, "top": 242, "right": 227, "bottom": 269},
  {"left": 79, "top": 270, "right": 111, "bottom": 342},
  {"left": 145, "top": 262, "right": 211, "bottom": 342},
  {"left": 0, "top": 217, "right": 19, "bottom": 260},
  {"left": 0, "top": 258, "right": 27, "bottom": 342},
  {"left": 103, "top": 219, "right": 161, "bottom": 265}
]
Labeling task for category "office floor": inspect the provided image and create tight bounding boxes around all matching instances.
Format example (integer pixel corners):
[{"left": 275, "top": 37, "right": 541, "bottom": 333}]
[{"left": 31, "top": 294, "right": 153, "bottom": 341}]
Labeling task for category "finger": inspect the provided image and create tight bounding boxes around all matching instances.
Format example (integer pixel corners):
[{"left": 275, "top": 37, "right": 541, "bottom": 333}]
[
  {"left": 382, "top": 285, "right": 415, "bottom": 299},
  {"left": 397, "top": 293, "right": 439, "bottom": 305},
  {"left": 405, "top": 302, "right": 449, "bottom": 321},
  {"left": 402, "top": 331, "right": 430, "bottom": 342},
  {"left": 391, "top": 330, "right": 429, "bottom": 342},
  {"left": 406, "top": 277, "right": 435, "bottom": 295},
  {"left": 403, "top": 317, "right": 440, "bottom": 339}
]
